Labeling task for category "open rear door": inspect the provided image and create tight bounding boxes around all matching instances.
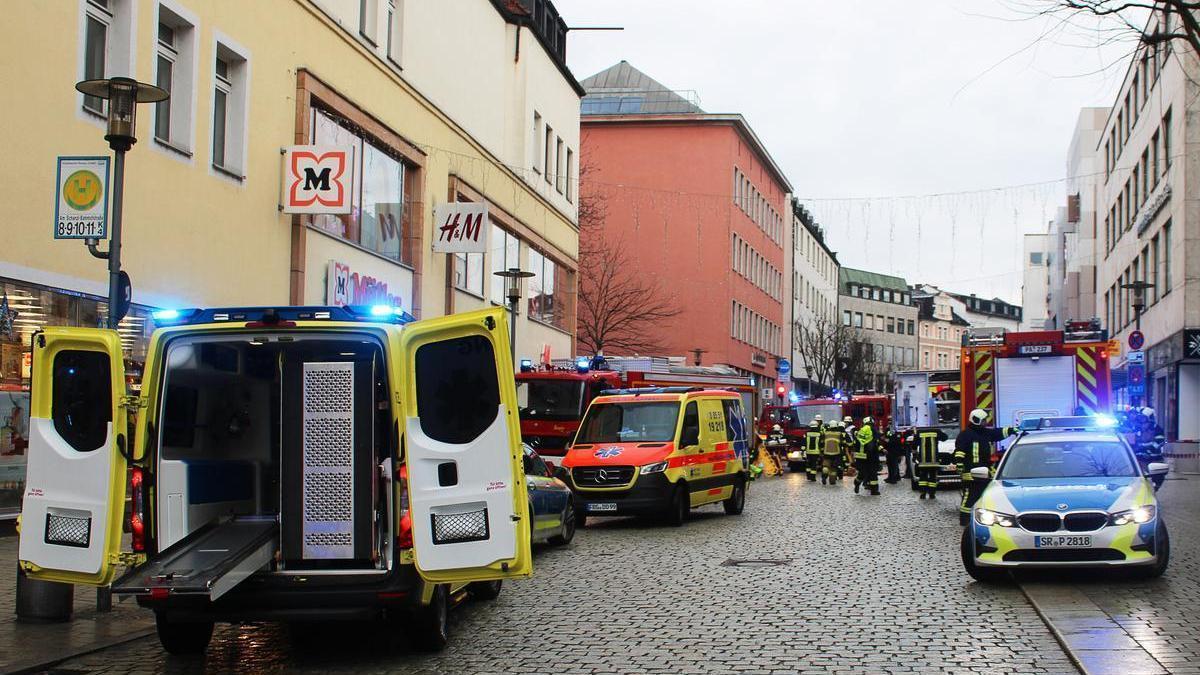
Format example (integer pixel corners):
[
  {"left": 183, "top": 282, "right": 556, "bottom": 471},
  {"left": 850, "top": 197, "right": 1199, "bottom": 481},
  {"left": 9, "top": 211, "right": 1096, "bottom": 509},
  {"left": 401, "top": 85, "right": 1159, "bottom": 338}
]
[
  {"left": 398, "top": 307, "right": 531, "bottom": 583},
  {"left": 18, "top": 327, "right": 128, "bottom": 586}
]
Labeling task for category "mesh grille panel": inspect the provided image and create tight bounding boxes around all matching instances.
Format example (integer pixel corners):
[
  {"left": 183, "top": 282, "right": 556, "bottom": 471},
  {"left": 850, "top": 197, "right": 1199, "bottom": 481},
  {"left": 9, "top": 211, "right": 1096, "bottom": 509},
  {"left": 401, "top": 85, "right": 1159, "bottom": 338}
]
[
  {"left": 303, "top": 418, "right": 352, "bottom": 467},
  {"left": 431, "top": 508, "right": 490, "bottom": 545},
  {"left": 302, "top": 362, "right": 355, "bottom": 559},
  {"left": 303, "top": 368, "right": 353, "bottom": 414},
  {"left": 45, "top": 511, "right": 91, "bottom": 548}
]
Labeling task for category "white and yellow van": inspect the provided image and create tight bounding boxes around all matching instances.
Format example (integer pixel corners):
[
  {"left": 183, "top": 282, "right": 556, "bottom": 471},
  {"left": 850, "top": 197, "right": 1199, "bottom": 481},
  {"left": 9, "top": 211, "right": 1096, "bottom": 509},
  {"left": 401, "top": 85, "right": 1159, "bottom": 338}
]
[{"left": 17, "top": 306, "right": 530, "bottom": 653}]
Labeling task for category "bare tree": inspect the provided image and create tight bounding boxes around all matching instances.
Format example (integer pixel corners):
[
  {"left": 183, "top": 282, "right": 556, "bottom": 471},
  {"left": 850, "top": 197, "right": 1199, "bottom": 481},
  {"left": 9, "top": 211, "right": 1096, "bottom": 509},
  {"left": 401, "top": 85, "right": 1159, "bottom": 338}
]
[
  {"left": 795, "top": 317, "right": 888, "bottom": 392},
  {"left": 575, "top": 167, "right": 681, "bottom": 355},
  {"left": 839, "top": 330, "right": 888, "bottom": 394},
  {"left": 1012, "top": 1, "right": 1200, "bottom": 60}
]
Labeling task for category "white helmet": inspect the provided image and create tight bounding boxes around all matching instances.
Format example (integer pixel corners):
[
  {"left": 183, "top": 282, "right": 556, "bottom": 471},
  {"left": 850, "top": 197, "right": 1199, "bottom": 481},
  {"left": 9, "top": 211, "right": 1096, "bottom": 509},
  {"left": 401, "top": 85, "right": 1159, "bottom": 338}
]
[
  {"left": 772, "top": 424, "right": 783, "bottom": 432},
  {"left": 843, "top": 415, "right": 853, "bottom": 423},
  {"left": 862, "top": 416, "right": 874, "bottom": 425},
  {"left": 814, "top": 414, "right": 824, "bottom": 422},
  {"left": 969, "top": 408, "right": 989, "bottom": 426},
  {"left": 1140, "top": 407, "right": 1155, "bottom": 418}
]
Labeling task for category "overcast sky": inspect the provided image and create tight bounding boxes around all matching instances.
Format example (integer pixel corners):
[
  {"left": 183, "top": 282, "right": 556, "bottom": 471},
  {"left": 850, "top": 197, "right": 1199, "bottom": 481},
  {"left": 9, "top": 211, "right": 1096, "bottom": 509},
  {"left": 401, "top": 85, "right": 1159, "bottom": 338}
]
[{"left": 554, "top": 0, "right": 1136, "bottom": 304}]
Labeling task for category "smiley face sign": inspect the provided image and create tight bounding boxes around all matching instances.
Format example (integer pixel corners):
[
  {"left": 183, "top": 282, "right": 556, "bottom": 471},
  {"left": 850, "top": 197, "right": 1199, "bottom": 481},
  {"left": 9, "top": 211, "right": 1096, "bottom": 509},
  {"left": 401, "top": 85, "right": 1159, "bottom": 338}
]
[{"left": 55, "top": 156, "right": 109, "bottom": 239}]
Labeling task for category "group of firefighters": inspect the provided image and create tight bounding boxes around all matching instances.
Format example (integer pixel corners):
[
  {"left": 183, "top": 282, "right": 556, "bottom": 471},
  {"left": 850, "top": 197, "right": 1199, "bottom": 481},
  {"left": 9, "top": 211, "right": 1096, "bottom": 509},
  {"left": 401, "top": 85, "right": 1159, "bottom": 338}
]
[{"left": 761, "top": 408, "right": 1016, "bottom": 523}]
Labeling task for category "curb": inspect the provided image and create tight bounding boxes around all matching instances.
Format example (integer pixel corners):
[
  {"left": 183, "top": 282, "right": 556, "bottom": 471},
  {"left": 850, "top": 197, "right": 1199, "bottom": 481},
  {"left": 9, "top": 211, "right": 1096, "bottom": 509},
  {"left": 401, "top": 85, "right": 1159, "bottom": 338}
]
[
  {"left": 1020, "top": 582, "right": 1089, "bottom": 675},
  {"left": 2, "top": 627, "right": 156, "bottom": 675}
]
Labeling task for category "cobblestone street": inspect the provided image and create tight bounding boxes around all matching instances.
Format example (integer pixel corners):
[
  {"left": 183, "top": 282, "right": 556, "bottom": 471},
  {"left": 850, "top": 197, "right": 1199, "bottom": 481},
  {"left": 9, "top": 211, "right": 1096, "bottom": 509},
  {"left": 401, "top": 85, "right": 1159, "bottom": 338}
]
[{"left": 34, "top": 473, "right": 1080, "bottom": 674}]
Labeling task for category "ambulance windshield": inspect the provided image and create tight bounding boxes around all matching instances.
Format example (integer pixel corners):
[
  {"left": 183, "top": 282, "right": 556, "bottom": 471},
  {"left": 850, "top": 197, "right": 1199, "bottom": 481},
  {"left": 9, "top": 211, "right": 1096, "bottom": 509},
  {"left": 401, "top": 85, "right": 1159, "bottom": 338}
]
[
  {"left": 575, "top": 401, "right": 681, "bottom": 444},
  {"left": 516, "top": 378, "right": 585, "bottom": 421}
]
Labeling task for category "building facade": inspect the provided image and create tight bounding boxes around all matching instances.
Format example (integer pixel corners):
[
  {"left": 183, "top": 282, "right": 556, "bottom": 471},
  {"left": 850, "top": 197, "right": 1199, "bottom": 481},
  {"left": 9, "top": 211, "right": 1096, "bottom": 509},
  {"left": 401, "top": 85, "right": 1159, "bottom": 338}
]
[
  {"left": 1022, "top": 232, "right": 1051, "bottom": 330},
  {"left": 1092, "top": 22, "right": 1198, "bottom": 441},
  {"left": 949, "top": 292, "right": 1023, "bottom": 332},
  {"left": 788, "top": 200, "right": 839, "bottom": 394},
  {"left": 914, "top": 288, "right": 970, "bottom": 371},
  {"left": 0, "top": 0, "right": 582, "bottom": 517},
  {"left": 579, "top": 62, "right": 793, "bottom": 398},
  {"left": 1059, "top": 107, "right": 1108, "bottom": 327},
  {"left": 838, "top": 268, "right": 918, "bottom": 393}
]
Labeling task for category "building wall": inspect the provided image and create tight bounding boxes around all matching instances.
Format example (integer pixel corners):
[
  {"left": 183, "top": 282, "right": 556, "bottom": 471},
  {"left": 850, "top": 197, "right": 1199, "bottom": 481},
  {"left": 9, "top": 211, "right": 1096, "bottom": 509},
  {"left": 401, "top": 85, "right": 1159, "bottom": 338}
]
[
  {"left": 0, "top": 0, "right": 579, "bottom": 362},
  {"left": 579, "top": 119, "right": 789, "bottom": 389},
  {"left": 789, "top": 207, "right": 839, "bottom": 388},
  {"left": 1022, "top": 233, "right": 1050, "bottom": 330},
  {"left": 917, "top": 293, "right": 966, "bottom": 371},
  {"left": 838, "top": 293, "right": 918, "bottom": 393},
  {"left": 1066, "top": 107, "right": 1108, "bottom": 324}
]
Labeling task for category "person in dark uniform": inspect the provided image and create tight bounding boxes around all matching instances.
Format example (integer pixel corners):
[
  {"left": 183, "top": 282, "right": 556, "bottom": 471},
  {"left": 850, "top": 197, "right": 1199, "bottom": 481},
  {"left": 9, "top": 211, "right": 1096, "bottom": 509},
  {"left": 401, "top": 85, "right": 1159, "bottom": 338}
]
[
  {"left": 853, "top": 416, "right": 881, "bottom": 496},
  {"left": 804, "top": 420, "right": 823, "bottom": 481},
  {"left": 883, "top": 429, "right": 906, "bottom": 484},
  {"left": 914, "top": 427, "right": 948, "bottom": 500},
  {"left": 953, "top": 408, "right": 1016, "bottom": 525}
]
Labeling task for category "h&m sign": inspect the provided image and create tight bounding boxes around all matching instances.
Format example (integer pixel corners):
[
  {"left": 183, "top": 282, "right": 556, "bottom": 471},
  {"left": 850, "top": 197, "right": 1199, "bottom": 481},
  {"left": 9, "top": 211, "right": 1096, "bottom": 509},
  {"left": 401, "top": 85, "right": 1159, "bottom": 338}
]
[
  {"left": 432, "top": 202, "right": 489, "bottom": 254},
  {"left": 282, "top": 146, "right": 352, "bottom": 214}
]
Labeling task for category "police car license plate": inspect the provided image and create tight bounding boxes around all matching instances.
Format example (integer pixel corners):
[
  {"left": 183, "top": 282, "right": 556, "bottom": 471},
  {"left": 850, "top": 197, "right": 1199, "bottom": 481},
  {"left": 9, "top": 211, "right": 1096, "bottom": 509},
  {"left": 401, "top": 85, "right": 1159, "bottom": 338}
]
[
  {"left": 588, "top": 503, "right": 617, "bottom": 512},
  {"left": 1034, "top": 535, "right": 1092, "bottom": 548}
]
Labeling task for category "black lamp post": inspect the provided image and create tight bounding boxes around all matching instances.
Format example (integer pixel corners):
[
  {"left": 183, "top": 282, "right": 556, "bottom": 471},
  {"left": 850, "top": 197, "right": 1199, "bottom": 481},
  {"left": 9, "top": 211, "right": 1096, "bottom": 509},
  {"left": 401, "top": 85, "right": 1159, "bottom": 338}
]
[
  {"left": 493, "top": 267, "right": 534, "bottom": 361},
  {"left": 74, "top": 76, "right": 168, "bottom": 329},
  {"left": 1120, "top": 280, "right": 1154, "bottom": 332}
]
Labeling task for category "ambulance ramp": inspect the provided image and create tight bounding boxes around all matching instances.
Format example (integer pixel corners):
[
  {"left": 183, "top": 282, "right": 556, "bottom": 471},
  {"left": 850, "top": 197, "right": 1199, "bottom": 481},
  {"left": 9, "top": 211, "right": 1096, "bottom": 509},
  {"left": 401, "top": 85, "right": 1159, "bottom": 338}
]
[{"left": 113, "top": 516, "right": 277, "bottom": 602}]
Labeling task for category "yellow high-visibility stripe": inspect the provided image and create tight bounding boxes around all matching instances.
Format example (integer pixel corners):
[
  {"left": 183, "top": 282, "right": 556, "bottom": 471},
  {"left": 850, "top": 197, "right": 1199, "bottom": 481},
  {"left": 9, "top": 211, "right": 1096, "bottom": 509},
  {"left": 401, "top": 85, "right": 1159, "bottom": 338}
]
[
  {"left": 1077, "top": 348, "right": 1096, "bottom": 369},
  {"left": 1077, "top": 365, "right": 1097, "bottom": 387},
  {"left": 978, "top": 393, "right": 993, "bottom": 409},
  {"left": 1077, "top": 384, "right": 1098, "bottom": 405},
  {"left": 976, "top": 357, "right": 992, "bottom": 377}
]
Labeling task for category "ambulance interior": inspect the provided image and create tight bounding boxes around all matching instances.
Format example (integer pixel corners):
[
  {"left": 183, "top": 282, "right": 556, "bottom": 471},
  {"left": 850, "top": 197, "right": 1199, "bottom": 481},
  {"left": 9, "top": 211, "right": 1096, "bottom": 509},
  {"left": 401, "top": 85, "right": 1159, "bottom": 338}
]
[{"left": 153, "top": 333, "right": 391, "bottom": 574}]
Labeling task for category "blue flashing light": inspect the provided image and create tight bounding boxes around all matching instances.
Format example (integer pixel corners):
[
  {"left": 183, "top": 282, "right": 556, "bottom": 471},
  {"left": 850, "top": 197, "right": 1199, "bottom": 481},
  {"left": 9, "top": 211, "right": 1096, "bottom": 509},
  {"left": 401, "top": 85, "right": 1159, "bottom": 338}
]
[
  {"left": 1093, "top": 414, "right": 1119, "bottom": 428},
  {"left": 369, "top": 304, "right": 395, "bottom": 317},
  {"left": 152, "top": 309, "right": 181, "bottom": 322},
  {"left": 575, "top": 357, "right": 590, "bottom": 373},
  {"left": 519, "top": 359, "right": 534, "bottom": 373},
  {"left": 788, "top": 391, "right": 800, "bottom": 403}
]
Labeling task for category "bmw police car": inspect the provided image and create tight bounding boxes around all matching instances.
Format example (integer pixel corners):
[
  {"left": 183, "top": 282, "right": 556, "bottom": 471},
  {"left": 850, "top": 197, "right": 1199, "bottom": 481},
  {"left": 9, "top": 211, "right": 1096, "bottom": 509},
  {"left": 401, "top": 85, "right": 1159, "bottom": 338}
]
[{"left": 961, "top": 417, "right": 1170, "bottom": 583}]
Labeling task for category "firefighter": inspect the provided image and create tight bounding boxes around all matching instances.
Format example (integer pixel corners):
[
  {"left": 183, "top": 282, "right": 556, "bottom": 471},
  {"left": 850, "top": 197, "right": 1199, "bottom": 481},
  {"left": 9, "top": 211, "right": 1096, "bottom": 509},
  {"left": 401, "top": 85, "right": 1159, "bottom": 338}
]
[
  {"left": 883, "top": 429, "right": 906, "bottom": 484},
  {"left": 953, "top": 409, "right": 1016, "bottom": 525},
  {"left": 853, "top": 416, "right": 881, "bottom": 496},
  {"left": 804, "top": 420, "right": 823, "bottom": 481},
  {"left": 821, "top": 421, "right": 844, "bottom": 485},
  {"left": 914, "top": 427, "right": 948, "bottom": 500}
]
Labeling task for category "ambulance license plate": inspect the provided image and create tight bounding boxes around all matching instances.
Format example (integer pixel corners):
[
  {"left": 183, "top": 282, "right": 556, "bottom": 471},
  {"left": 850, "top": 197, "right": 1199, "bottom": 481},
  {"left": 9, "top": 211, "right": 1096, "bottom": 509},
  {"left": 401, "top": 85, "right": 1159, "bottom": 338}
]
[
  {"left": 588, "top": 503, "right": 617, "bottom": 512},
  {"left": 1034, "top": 535, "right": 1091, "bottom": 548}
]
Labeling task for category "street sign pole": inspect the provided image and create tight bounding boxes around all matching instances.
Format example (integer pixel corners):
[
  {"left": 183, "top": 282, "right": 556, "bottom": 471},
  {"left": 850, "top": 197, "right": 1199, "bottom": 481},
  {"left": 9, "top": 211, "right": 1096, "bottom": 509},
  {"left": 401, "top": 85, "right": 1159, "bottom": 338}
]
[{"left": 105, "top": 149, "right": 125, "bottom": 329}]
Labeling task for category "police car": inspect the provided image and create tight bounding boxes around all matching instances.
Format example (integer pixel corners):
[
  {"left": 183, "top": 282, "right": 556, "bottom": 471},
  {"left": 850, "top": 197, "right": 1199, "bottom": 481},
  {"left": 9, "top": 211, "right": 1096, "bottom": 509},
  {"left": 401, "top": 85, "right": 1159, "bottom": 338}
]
[{"left": 961, "top": 416, "right": 1170, "bottom": 583}]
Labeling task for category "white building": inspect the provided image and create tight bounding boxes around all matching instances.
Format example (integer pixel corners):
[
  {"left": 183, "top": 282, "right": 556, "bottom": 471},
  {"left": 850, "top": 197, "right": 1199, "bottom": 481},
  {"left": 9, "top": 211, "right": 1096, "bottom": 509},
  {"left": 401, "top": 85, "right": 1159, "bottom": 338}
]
[
  {"left": 949, "top": 292, "right": 1023, "bottom": 332},
  {"left": 788, "top": 200, "right": 840, "bottom": 393},
  {"left": 1061, "top": 107, "right": 1108, "bottom": 326},
  {"left": 1094, "top": 18, "right": 1198, "bottom": 441},
  {"left": 1023, "top": 232, "right": 1050, "bottom": 330}
]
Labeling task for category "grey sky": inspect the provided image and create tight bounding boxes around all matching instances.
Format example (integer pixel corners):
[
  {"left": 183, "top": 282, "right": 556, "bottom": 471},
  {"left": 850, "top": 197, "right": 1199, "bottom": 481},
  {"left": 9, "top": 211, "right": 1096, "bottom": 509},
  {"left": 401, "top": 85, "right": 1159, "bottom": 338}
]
[{"left": 555, "top": 0, "right": 1134, "bottom": 304}]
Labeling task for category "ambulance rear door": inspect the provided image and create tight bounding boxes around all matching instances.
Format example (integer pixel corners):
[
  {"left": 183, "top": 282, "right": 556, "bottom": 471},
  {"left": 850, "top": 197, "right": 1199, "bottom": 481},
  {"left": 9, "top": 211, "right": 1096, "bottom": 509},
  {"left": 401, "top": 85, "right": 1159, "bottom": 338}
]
[
  {"left": 18, "top": 328, "right": 128, "bottom": 586},
  {"left": 397, "top": 308, "right": 532, "bottom": 583}
]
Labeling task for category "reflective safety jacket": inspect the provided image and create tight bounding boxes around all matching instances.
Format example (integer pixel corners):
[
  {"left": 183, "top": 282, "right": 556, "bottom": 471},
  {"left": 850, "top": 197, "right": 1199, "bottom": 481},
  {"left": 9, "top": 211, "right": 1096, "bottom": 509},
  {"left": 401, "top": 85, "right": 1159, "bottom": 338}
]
[
  {"left": 821, "top": 429, "right": 844, "bottom": 456},
  {"left": 854, "top": 424, "right": 877, "bottom": 460},
  {"left": 953, "top": 424, "right": 1014, "bottom": 478},
  {"left": 915, "top": 427, "right": 949, "bottom": 467},
  {"left": 805, "top": 429, "right": 823, "bottom": 455}
]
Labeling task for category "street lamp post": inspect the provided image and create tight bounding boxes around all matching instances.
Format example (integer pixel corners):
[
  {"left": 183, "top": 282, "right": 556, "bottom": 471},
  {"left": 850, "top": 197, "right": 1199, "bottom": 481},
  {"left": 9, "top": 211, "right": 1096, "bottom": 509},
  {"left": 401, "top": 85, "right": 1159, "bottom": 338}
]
[
  {"left": 1119, "top": 279, "right": 1155, "bottom": 407},
  {"left": 74, "top": 77, "right": 168, "bottom": 329},
  {"left": 493, "top": 267, "right": 534, "bottom": 362}
]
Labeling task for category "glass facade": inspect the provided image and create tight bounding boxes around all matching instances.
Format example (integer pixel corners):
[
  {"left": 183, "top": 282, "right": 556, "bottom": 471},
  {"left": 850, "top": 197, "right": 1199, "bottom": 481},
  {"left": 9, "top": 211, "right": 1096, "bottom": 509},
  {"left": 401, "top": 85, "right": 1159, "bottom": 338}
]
[{"left": 0, "top": 277, "right": 153, "bottom": 519}]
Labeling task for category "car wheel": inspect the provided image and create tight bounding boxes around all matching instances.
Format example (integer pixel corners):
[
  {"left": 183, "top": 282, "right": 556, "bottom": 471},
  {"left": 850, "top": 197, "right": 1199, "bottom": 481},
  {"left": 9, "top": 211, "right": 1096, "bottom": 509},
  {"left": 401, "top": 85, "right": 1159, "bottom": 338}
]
[
  {"left": 723, "top": 476, "right": 746, "bottom": 515},
  {"left": 960, "top": 528, "right": 1010, "bottom": 584},
  {"left": 155, "top": 613, "right": 214, "bottom": 655},
  {"left": 467, "top": 580, "right": 502, "bottom": 601},
  {"left": 1136, "top": 522, "right": 1170, "bottom": 580},
  {"left": 666, "top": 482, "right": 689, "bottom": 527},
  {"left": 549, "top": 503, "right": 576, "bottom": 546},
  {"left": 410, "top": 584, "right": 449, "bottom": 652}
]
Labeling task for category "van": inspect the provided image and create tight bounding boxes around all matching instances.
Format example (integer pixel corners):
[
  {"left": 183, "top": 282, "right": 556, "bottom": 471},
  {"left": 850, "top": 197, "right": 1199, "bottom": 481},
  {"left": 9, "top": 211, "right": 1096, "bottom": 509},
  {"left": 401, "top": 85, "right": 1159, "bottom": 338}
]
[
  {"left": 17, "top": 306, "right": 531, "bottom": 653},
  {"left": 559, "top": 388, "right": 749, "bottom": 526}
]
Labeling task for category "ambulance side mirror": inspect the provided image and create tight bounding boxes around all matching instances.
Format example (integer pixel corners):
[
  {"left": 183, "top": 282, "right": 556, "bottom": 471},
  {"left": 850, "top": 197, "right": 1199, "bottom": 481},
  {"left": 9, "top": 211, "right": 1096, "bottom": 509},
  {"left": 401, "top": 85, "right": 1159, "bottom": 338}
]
[{"left": 1147, "top": 462, "right": 1169, "bottom": 476}]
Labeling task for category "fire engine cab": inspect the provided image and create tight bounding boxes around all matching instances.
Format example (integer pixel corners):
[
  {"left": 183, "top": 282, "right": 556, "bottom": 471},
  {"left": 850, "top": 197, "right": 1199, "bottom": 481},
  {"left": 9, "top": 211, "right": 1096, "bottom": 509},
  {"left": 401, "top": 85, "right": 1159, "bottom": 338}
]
[
  {"left": 17, "top": 306, "right": 531, "bottom": 654},
  {"left": 960, "top": 319, "right": 1117, "bottom": 434}
]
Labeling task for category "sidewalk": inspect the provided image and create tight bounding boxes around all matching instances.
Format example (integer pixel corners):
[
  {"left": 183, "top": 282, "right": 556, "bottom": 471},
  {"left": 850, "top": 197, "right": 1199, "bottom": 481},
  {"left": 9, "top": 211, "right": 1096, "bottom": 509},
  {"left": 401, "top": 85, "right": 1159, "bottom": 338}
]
[{"left": 0, "top": 524, "right": 154, "bottom": 675}]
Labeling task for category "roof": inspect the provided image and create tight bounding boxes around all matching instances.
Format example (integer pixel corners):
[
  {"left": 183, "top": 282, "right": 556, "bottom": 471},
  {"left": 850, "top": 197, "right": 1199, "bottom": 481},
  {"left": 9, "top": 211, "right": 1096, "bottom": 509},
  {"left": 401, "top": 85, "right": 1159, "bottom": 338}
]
[
  {"left": 580, "top": 61, "right": 704, "bottom": 115},
  {"left": 915, "top": 296, "right": 971, "bottom": 326},
  {"left": 949, "top": 292, "right": 1023, "bottom": 320},
  {"left": 839, "top": 267, "right": 910, "bottom": 294}
]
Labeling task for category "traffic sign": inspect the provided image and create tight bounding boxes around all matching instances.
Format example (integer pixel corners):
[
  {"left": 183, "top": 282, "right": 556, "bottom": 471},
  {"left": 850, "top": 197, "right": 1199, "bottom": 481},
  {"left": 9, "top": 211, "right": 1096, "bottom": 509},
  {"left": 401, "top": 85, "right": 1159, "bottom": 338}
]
[
  {"left": 1129, "top": 363, "right": 1145, "bottom": 385},
  {"left": 1127, "top": 350, "right": 1144, "bottom": 364},
  {"left": 54, "top": 156, "right": 109, "bottom": 239},
  {"left": 777, "top": 358, "right": 791, "bottom": 378},
  {"left": 1129, "top": 330, "right": 1145, "bottom": 350}
]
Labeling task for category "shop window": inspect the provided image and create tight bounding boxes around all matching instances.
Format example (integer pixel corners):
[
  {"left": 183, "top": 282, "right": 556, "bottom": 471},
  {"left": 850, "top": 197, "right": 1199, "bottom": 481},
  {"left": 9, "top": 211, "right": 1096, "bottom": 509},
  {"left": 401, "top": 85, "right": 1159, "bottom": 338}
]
[
  {"left": 415, "top": 335, "right": 499, "bottom": 445},
  {"left": 489, "top": 224, "right": 520, "bottom": 306},
  {"left": 310, "top": 108, "right": 415, "bottom": 266},
  {"left": 52, "top": 350, "right": 112, "bottom": 453},
  {"left": 153, "top": 4, "right": 196, "bottom": 153},
  {"left": 212, "top": 41, "right": 249, "bottom": 177},
  {"left": 453, "top": 248, "right": 484, "bottom": 297}
]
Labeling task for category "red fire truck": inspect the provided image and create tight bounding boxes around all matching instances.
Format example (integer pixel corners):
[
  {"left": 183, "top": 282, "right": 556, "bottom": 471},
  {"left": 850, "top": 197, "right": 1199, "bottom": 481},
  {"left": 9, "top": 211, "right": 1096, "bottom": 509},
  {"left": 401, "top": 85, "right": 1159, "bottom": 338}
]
[
  {"left": 789, "top": 394, "right": 894, "bottom": 430},
  {"left": 960, "top": 320, "right": 1118, "bottom": 431},
  {"left": 515, "top": 357, "right": 759, "bottom": 462}
]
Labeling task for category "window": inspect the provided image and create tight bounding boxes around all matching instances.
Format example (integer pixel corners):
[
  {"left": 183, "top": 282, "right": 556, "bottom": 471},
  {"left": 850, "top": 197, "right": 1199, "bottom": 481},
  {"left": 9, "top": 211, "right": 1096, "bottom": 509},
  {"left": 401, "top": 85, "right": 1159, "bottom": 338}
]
[
  {"left": 153, "top": 4, "right": 196, "bottom": 153},
  {"left": 310, "top": 108, "right": 415, "bottom": 265},
  {"left": 907, "top": 320, "right": 914, "bottom": 336},
  {"left": 528, "top": 249, "right": 567, "bottom": 330},
  {"left": 52, "top": 350, "right": 113, "bottom": 453},
  {"left": 886, "top": 317, "right": 895, "bottom": 333},
  {"left": 555, "top": 138, "right": 565, "bottom": 194},
  {"left": 544, "top": 126, "right": 553, "bottom": 184},
  {"left": 565, "top": 148, "right": 574, "bottom": 203},
  {"left": 532, "top": 112, "right": 542, "bottom": 174},
  {"left": 386, "top": 0, "right": 402, "bottom": 64},
  {"left": 489, "top": 224, "right": 520, "bottom": 305},
  {"left": 1152, "top": 131, "right": 1160, "bottom": 185},
  {"left": 81, "top": 0, "right": 135, "bottom": 116},
  {"left": 1163, "top": 110, "right": 1172, "bottom": 169},
  {"left": 415, "top": 335, "right": 500, "bottom": 444},
  {"left": 1150, "top": 235, "right": 1160, "bottom": 303},
  {"left": 842, "top": 310, "right": 851, "bottom": 326},
  {"left": 876, "top": 315, "right": 885, "bottom": 332},
  {"left": 359, "top": 0, "right": 379, "bottom": 45},
  {"left": 1162, "top": 220, "right": 1172, "bottom": 294},
  {"left": 82, "top": 2, "right": 111, "bottom": 114},
  {"left": 872, "top": 288, "right": 881, "bottom": 301},
  {"left": 211, "top": 42, "right": 248, "bottom": 176},
  {"left": 854, "top": 312, "right": 863, "bottom": 328}
]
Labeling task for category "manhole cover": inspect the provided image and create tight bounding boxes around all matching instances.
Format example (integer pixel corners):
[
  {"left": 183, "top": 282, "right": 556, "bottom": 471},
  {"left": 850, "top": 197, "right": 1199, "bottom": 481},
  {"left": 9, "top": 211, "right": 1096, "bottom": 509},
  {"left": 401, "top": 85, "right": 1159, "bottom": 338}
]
[{"left": 720, "top": 558, "right": 791, "bottom": 568}]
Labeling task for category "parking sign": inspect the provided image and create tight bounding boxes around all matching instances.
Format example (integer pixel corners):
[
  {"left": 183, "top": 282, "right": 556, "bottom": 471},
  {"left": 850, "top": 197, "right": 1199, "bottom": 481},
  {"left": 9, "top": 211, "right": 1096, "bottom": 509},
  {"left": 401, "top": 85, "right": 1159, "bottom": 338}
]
[{"left": 54, "top": 156, "right": 109, "bottom": 239}]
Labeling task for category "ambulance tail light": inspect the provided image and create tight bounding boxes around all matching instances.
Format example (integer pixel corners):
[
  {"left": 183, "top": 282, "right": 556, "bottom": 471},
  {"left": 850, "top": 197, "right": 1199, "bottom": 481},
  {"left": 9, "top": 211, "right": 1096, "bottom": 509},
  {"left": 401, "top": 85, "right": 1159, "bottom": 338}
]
[
  {"left": 129, "top": 467, "right": 146, "bottom": 553},
  {"left": 397, "top": 464, "right": 412, "bottom": 549}
]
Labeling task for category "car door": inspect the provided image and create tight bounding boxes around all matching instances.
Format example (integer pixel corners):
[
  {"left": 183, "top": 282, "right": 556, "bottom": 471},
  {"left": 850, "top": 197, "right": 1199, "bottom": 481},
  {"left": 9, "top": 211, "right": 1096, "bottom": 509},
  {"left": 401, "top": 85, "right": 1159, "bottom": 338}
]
[
  {"left": 18, "top": 327, "right": 128, "bottom": 586},
  {"left": 697, "top": 398, "right": 731, "bottom": 502},
  {"left": 524, "top": 449, "right": 563, "bottom": 535},
  {"left": 397, "top": 307, "right": 531, "bottom": 583}
]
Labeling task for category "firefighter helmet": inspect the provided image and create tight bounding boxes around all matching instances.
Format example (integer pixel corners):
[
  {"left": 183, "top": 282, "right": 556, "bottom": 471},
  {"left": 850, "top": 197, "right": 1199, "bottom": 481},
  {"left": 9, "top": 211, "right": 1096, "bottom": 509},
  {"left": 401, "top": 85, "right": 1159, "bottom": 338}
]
[
  {"left": 814, "top": 414, "right": 824, "bottom": 422},
  {"left": 1140, "top": 406, "right": 1155, "bottom": 419},
  {"left": 772, "top": 424, "right": 783, "bottom": 432},
  {"left": 969, "top": 408, "right": 989, "bottom": 426},
  {"left": 809, "top": 420, "right": 820, "bottom": 429},
  {"left": 862, "top": 416, "right": 874, "bottom": 425},
  {"left": 843, "top": 415, "right": 852, "bottom": 423}
]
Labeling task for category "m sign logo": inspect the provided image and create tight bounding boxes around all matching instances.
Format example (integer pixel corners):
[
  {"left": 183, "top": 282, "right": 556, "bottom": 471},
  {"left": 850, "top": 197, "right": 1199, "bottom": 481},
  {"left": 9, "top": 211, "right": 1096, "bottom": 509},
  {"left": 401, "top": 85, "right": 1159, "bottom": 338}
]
[{"left": 282, "top": 145, "right": 352, "bottom": 214}]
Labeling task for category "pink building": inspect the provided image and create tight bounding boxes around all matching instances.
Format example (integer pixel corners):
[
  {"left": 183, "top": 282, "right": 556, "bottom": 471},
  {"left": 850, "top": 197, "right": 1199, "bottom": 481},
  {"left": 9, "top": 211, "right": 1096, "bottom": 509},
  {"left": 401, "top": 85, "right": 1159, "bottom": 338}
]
[{"left": 580, "top": 62, "right": 792, "bottom": 394}]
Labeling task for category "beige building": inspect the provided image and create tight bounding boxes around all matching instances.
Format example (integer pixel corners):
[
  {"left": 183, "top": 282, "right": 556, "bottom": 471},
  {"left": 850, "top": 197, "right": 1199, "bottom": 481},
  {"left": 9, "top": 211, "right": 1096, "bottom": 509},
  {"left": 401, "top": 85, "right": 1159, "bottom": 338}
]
[
  {"left": 838, "top": 268, "right": 918, "bottom": 393},
  {"left": 913, "top": 287, "right": 969, "bottom": 372},
  {"left": 0, "top": 0, "right": 582, "bottom": 517}
]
